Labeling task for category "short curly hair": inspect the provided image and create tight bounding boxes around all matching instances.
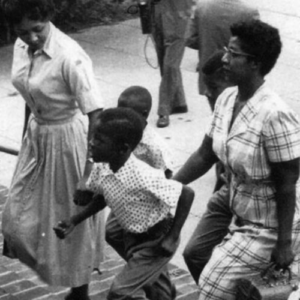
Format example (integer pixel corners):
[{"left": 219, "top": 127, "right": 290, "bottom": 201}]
[
  {"left": 96, "top": 107, "right": 144, "bottom": 152},
  {"left": 1, "top": 0, "right": 55, "bottom": 24},
  {"left": 230, "top": 19, "right": 282, "bottom": 76}
]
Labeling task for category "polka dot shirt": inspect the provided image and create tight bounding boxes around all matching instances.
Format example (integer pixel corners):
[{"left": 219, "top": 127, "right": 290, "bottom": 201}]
[
  {"left": 133, "top": 125, "right": 175, "bottom": 172},
  {"left": 86, "top": 154, "right": 182, "bottom": 233}
]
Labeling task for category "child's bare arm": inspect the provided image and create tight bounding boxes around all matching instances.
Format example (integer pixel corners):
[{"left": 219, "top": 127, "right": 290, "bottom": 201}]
[
  {"left": 73, "top": 189, "right": 94, "bottom": 206},
  {"left": 54, "top": 195, "right": 106, "bottom": 239},
  {"left": 161, "top": 185, "right": 194, "bottom": 255}
]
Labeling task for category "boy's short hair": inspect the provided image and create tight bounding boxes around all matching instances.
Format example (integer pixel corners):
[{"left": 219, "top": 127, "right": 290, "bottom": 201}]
[
  {"left": 118, "top": 86, "right": 152, "bottom": 119},
  {"left": 202, "top": 50, "right": 225, "bottom": 77},
  {"left": 97, "top": 107, "right": 144, "bottom": 151},
  {"left": 119, "top": 86, "right": 152, "bottom": 107}
]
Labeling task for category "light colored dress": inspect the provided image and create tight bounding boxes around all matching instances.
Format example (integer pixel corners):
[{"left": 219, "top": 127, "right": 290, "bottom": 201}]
[
  {"left": 198, "top": 84, "right": 300, "bottom": 299},
  {"left": 2, "top": 22, "right": 105, "bottom": 287}
]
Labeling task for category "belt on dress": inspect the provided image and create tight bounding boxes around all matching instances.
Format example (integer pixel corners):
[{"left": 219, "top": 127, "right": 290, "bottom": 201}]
[
  {"left": 234, "top": 216, "right": 270, "bottom": 229},
  {"left": 32, "top": 113, "right": 80, "bottom": 126}
]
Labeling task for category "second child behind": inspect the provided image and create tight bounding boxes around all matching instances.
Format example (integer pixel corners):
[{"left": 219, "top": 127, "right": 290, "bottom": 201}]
[
  {"left": 54, "top": 108, "right": 195, "bottom": 300},
  {"left": 106, "top": 86, "right": 175, "bottom": 261},
  {"left": 119, "top": 86, "right": 174, "bottom": 177}
]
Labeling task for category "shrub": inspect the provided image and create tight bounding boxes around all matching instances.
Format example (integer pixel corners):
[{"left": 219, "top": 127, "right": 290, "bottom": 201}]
[{"left": 0, "top": 0, "right": 137, "bottom": 46}]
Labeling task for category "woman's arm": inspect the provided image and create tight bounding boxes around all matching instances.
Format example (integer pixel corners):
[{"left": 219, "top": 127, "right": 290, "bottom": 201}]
[
  {"left": 160, "top": 185, "right": 195, "bottom": 255},
  {"left": 270, "top": 157, "right": 300, "bottom": 269},
  {"left": 22, "top": 104, "right": 31, "bottom": 138},
  {"left": 77, "top": 108, "right": 103, "bottom": 190},
  {"left": 86, "top": 108, "right": 103, "bottom": 158},
  {"left": 173, "top": 134, "right": 218, "bottom": 184}
]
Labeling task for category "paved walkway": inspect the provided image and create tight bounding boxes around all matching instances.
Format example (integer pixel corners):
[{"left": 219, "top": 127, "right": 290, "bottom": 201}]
[{"left": 0, "top": 0, "right": 299, "bottom": 298}]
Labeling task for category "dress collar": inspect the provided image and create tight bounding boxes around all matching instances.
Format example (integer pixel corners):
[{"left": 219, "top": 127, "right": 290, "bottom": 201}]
[{"left": 18, "top": 22, "right": 54, "bottom": 59}]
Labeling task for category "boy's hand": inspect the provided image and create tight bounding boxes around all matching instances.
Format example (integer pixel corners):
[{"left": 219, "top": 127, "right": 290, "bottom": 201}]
[
  {"left": 159, "top": 234, "right": 180, "bottom": 257},
  {"left": 53, "top": 220, "right": 75, "bottom": 239}
]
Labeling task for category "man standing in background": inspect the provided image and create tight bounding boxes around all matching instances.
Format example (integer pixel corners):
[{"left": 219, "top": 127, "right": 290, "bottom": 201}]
[
  {"left": 153, "top": 0, "right": 193, "bottom": 128},
  {"left": 186, "top": 0, "right": 259, "bottom": 108}
]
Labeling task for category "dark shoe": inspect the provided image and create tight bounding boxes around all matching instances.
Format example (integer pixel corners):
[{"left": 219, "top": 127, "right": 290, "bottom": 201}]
[
  {"left": 171, "top": 105, "right": 188, "bottom": 114},
  {"left": 65, "top": 293, "right": 90, "bottom": 300},
  {"left": 156, "top": 115, "right": 169, "bottom": 128},
  {"left": 65, "top": 284, "right": 90, "bottom": 300}
]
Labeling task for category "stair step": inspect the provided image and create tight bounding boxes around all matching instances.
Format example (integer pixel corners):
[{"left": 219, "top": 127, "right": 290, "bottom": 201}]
[{"left": 0, "top": 186, "right": 199, "bottom": 299}]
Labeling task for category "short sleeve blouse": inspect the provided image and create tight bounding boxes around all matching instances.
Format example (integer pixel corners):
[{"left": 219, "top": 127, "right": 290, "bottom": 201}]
[{"left": 12, "top": 22, "right": 104, "bottom": 121}]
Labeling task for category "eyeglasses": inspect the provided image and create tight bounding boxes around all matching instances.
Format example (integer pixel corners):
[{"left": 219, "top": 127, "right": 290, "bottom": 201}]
[{"left": 223, "top": 46, "right": 255, "bottom": 58}]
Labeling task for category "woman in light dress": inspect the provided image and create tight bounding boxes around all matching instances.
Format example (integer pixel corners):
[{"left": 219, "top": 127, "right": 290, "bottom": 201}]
[{"left": 1, "top": 0, "right": 105, "bottom": 299}]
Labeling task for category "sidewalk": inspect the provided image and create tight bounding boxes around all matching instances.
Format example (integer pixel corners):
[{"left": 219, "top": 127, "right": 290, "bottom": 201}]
[{"left": 0, "top": 0, "right": 300, "bottom": 298}]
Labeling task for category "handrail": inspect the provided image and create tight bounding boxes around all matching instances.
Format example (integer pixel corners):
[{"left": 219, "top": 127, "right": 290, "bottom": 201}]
[{"left": 0, "top": 145, "right": 19, "bottom": 156}]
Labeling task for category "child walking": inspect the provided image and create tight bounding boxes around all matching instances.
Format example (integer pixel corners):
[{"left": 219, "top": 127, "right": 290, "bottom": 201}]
[
  {"left": 54, "top": 107, "right": 194, "bottom": 300},
  {"left": 118, "top": 85, "right": 174, "bottom": 177},
  {"left": 106, "top": 86, "right": 175, "bottom": 260}
]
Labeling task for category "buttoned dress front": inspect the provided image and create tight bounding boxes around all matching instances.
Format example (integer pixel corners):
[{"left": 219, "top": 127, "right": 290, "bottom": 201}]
[
  {"left": 2, "top": 23, "right": 105, "bottom": 287},
  {"left": 198, "top": 84, "right": 300, "bottom": 299}
]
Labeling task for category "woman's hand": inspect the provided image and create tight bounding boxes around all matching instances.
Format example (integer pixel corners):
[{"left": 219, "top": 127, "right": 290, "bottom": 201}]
[
  {"left": 53, "top": 220, "right": 75, "bottom": 239},
  {"left": 271, "top": 242, "right": 295, "bottom": 271}
]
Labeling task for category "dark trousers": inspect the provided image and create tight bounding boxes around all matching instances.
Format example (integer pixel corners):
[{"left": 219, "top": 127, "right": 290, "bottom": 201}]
[
  {"left": 106, "top": 214, "right": 177, "bottom": 300},
  {"left": 183, "top": 185, "right": 232, "bottom": 284},
  {"left": 152, "top": 5, "right": 187, "bottom": 117}
]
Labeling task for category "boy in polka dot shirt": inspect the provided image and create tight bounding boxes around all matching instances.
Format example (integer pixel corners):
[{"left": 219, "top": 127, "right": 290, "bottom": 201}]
[
  {"left": 54, "top": 107, "right": 194, "bottom": 300},
  {"left": 106, "top": 85, "right": 175, "bottom": 261}
]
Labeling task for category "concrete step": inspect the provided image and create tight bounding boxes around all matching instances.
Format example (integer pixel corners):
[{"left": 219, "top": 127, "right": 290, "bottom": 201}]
[
  {"left": 0, "top": 186, "right": 200, "bottom": 299},
  {"left": 0, "top": 247, "right": 199, "bottom": 299}
]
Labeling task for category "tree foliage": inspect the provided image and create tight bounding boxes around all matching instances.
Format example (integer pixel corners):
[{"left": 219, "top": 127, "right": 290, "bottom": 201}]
[{"left": 0, "top": 0, "right": 137, "bottom": 46}]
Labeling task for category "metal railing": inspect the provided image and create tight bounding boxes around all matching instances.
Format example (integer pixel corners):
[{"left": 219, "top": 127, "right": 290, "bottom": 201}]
[{"left": 0, "top": 145, "right": 19, "bottom": 156}]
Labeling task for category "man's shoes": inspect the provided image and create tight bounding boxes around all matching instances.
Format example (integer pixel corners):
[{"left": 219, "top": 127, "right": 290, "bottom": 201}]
[
  {"left": 156, "top": 115, "right": 169, "bottom": 128},
  {"left": 171, "top": 105, "right": 188, "bottom": 114}
]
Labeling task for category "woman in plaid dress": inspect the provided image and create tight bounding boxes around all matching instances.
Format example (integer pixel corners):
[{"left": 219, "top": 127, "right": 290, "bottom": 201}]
[{"left": 174, "top": 19, "right": 300, "bottom": 300}]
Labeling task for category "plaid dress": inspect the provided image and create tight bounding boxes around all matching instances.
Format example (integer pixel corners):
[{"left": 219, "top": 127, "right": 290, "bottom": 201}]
[{"left": 199, "top": 84, "right": 300, "bottom": 299}]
